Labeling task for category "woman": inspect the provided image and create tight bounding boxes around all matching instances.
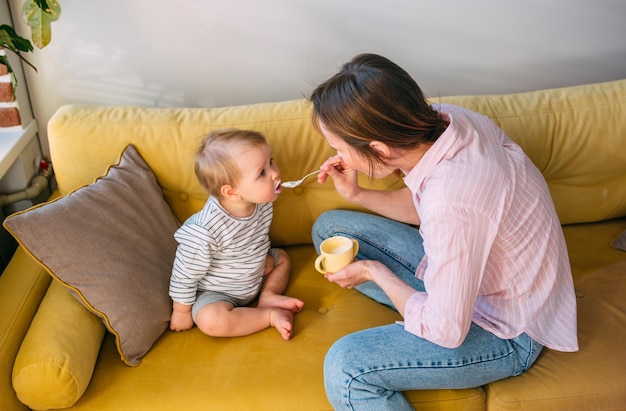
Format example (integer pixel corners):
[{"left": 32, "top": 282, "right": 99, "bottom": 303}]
[{"left": 310, "top": 53, "right": 578, "bottom": 410}]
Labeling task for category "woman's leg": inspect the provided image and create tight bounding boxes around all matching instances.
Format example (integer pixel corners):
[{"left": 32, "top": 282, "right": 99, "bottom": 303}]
[
  {"left": 313, "top": 210, "right": 425, "bottom": 309},
  {"left": 324, "top": 323, "right": 543, "bottom": 411}
]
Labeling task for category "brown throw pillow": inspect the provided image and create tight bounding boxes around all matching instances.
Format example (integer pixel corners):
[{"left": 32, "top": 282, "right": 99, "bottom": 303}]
[{"left": 4, "top": 145, "right": 180, "bottom": 366}]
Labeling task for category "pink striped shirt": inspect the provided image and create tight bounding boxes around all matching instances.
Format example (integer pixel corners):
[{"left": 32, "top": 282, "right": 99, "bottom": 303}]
[{"left": 402, "top": 104, "right": 578, "bottom": 352}]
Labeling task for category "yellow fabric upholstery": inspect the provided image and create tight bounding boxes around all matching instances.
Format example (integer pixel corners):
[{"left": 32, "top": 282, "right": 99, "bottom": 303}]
[
  {"left": 47, "top": 81, "right": 626, "bottom": 238},
  {"left": 45, "top": 247, "right": 486, "bottom": 411},
  {"left": 0, "top": 248, "right": 51, "bottom": 411},
  {"left": 12, "top": 281, "right": 105, "bottom": 409},
  {"left": 1, "top": 79, "right": 625, "bottom": 410},
  {"left": 486, "top": 260, "right": 626, "bottom": 410},
  {"left": 482, "top": 186, "right": 626, "bottom": 411}
]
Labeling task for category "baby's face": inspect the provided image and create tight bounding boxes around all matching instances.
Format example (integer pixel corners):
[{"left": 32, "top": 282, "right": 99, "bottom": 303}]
[{"left": 233, "top": 143, "right": 282, "bottom": 204}]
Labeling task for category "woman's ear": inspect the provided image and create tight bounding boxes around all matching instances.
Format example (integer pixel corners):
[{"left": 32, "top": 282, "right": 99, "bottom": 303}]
[
  {"left": 369, "top": 141, "right": 391, "bottom": 160},
  {"left": 220, "top": 185, "right": 241, "bottom": 201}
]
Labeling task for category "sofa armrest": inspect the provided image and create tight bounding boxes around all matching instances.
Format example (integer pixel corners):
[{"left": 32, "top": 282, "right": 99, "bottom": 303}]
[{"left": 0, "top": 246, "right": 52, "bottom": 411}]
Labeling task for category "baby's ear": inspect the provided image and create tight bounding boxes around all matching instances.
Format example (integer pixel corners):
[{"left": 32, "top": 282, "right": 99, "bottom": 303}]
[{"left": 220, "top": 184, "right": 241, "bottom": 200}]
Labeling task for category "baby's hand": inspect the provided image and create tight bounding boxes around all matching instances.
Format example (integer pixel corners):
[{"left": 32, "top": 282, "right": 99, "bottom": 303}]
[
  {"left": 264, "top": 254, "right": 275, "bottom": 275},
  {"left": 170, "top": 310, "right": 194, "bottom": 332}
]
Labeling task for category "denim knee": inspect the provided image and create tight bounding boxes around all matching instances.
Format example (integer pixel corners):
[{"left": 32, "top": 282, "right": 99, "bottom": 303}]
[
  {"left": 312, "top": 210, "right": 359, "bottom": 251},
  {"left": 323, "top": 336, "right": 351, "bottom": 407}
]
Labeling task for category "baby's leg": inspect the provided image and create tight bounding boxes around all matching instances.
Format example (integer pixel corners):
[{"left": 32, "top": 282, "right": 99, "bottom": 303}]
[
  {"left": 195, "top": 301, "right": 295, "bottom": 340},
  {"left": 258, "top": 249, "right": 304, "bottom": 313}
]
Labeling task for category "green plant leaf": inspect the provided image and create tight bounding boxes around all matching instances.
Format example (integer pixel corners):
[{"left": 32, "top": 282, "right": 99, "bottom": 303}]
[
  {"left": 22, "top": 0, "right": 61, "bottom": 48},
  {"left": 0, "top": 26, "right": 37, "bottom": 73},
  {"left": 0, "top": 25, "right": 33, "bottom": 53}
]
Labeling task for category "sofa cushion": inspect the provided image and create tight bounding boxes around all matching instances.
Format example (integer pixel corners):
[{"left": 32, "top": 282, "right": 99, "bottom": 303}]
[
  {"left": 0, "top": 247, "right": 52, "bottom": 411},
  {"left": 485, "top": 260, "right": 626, "bottom": 410},
  {"left": 52, "top": 245, "right": 487, "bottom": 410},
  {"left": 3, "top": 145, "right": 180, "bottom": 366},
  {"left": 12, "top": 280, "right": 105, "bottom": 409},
  {"left": 46, "top": 81, "right": 626, "bottom": 243}
]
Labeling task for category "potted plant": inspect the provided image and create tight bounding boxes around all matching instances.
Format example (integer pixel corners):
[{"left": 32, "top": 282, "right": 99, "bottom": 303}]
[{"left": 0, "top": 0, "right": 60, "bottom": 98}]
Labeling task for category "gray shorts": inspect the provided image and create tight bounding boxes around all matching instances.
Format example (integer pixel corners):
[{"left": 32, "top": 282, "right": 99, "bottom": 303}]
[{"left": 191, "top": 248, "right": 281, "bottom": 322}]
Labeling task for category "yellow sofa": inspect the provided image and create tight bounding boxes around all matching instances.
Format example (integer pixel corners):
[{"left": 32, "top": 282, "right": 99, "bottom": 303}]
[{"left": 1, "top": 79, "right": 625, "bottom": 411}]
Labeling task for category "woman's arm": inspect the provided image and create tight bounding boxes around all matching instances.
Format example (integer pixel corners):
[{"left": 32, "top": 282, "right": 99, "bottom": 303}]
[
  {"left": 318, "top": 158, "right": 420, "bottom": 225},
  {"left": 351, "top": 187, "right": 420, "bottom": 225}
]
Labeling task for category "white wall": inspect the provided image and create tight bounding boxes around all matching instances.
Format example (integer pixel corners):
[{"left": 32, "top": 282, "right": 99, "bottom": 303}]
[{"left": 8, "top": 0, "right": 626, "bottom": 156}]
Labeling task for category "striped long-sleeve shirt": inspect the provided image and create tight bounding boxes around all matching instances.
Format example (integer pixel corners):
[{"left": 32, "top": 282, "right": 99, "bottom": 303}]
[
  {"left": 402, "top": 104, "right": 579, "bottom": 352},
  {"left": 169, "top": 196, "right": 272, "bottom": 305}
]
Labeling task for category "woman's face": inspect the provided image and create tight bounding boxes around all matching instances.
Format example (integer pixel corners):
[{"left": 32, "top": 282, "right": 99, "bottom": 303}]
[
  {"left": 318, "top": 121, "right": 374, "bottom": 176},
  {"left": 318, "top": 120, "right": 403, "bottom": 179},
  {"left": 318, "top": 119, "right": 433, "bottom": 177}
]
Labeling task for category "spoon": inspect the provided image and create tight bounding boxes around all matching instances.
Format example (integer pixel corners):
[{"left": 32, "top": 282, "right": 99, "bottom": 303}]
[{"left": 281, "top": 169, "right": 323, "bottom": 188}]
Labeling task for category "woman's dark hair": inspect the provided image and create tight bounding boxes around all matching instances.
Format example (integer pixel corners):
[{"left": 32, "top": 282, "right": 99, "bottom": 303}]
[{"left": 310, "top": 53, "right": 448, "bottom": 173}]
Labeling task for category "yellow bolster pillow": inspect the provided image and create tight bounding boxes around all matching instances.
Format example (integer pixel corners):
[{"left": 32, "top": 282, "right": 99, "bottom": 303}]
[{"left": 12, "top": 280, "right": 105, "bottom": 410}]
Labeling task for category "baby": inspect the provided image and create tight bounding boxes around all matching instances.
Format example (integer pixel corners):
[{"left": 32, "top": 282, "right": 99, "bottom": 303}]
[{"left": 168, "top": 128, "right": 303, "bottom": 340}]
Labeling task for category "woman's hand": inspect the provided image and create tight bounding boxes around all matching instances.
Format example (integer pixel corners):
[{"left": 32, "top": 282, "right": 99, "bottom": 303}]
[
  {"left": 317, "top": 156, "right": 421, "bottom": 225},
  {"left": 325, "top": 260, "right": 417, "bottom": 315},
  {"left": 324, "top": 260, "right": 374, "bottom": 289},
  {"left": 317, "top": 156, "right": 361, "bottom": 202},
  {"left": 317, "top": 155, "right": 344, "bottom": 184}
]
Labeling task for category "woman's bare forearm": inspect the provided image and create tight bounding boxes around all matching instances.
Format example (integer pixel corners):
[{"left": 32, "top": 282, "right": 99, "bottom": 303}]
[{"left": 351, "top": 187, "right": 420, "bottom": 225}]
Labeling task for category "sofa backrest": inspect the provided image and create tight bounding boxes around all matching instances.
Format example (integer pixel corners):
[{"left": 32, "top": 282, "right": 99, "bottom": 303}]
[
  {"left": 47, "top": 79, "right": 626, "bottom": 247},
  {"left": 47, "top": 100, "right": 404, "bottom": 247}
]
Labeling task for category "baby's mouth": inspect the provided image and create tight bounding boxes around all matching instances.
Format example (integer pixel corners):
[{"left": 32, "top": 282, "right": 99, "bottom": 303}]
[{"left": 275, "top": 179, "right": 283, "bottom": 194}]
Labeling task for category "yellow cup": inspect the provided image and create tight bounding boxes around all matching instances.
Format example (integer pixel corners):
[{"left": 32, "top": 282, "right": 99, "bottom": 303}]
[{"left": 315, "top": 236, "right": 359, "bottom": 274}]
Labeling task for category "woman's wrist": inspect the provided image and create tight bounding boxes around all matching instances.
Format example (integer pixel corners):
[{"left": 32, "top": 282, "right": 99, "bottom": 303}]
[
  {"left": 347, "top": 186, "right": 372, "bottom": 207},
  {"left": 363, "top": 260, "right": 388, "bottom": 283}
]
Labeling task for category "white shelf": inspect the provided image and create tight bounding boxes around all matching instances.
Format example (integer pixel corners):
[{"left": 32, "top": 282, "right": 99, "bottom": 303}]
[{"left": 0, "top": 120, "right": 39, "bottom": 180}]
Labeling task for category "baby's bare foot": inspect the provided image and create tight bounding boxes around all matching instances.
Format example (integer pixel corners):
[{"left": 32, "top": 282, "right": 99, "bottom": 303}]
[
  {"left": 269, "top": 308, "right": 294, "bottom": 341},
  {"left": 259, "top": 293, "right": 304, "bottom": 314}
]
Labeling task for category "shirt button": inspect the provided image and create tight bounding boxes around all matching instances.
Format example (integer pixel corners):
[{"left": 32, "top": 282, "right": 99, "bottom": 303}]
[
  {"left": 178, "top": 193, "right": 189, "bottom": 201},
  {"left": 294, "top": 187, "right": 304, "bottom": 196}
]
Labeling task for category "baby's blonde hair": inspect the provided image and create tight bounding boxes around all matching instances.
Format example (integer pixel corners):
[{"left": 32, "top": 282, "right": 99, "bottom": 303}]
[{"left": 195, "top": 128, "right": 268, "bottom": 198}]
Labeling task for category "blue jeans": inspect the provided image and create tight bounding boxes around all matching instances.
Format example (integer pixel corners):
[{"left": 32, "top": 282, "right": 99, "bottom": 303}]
[{"left": 312, "top": 210, "right": 543, "bottom": 411}]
